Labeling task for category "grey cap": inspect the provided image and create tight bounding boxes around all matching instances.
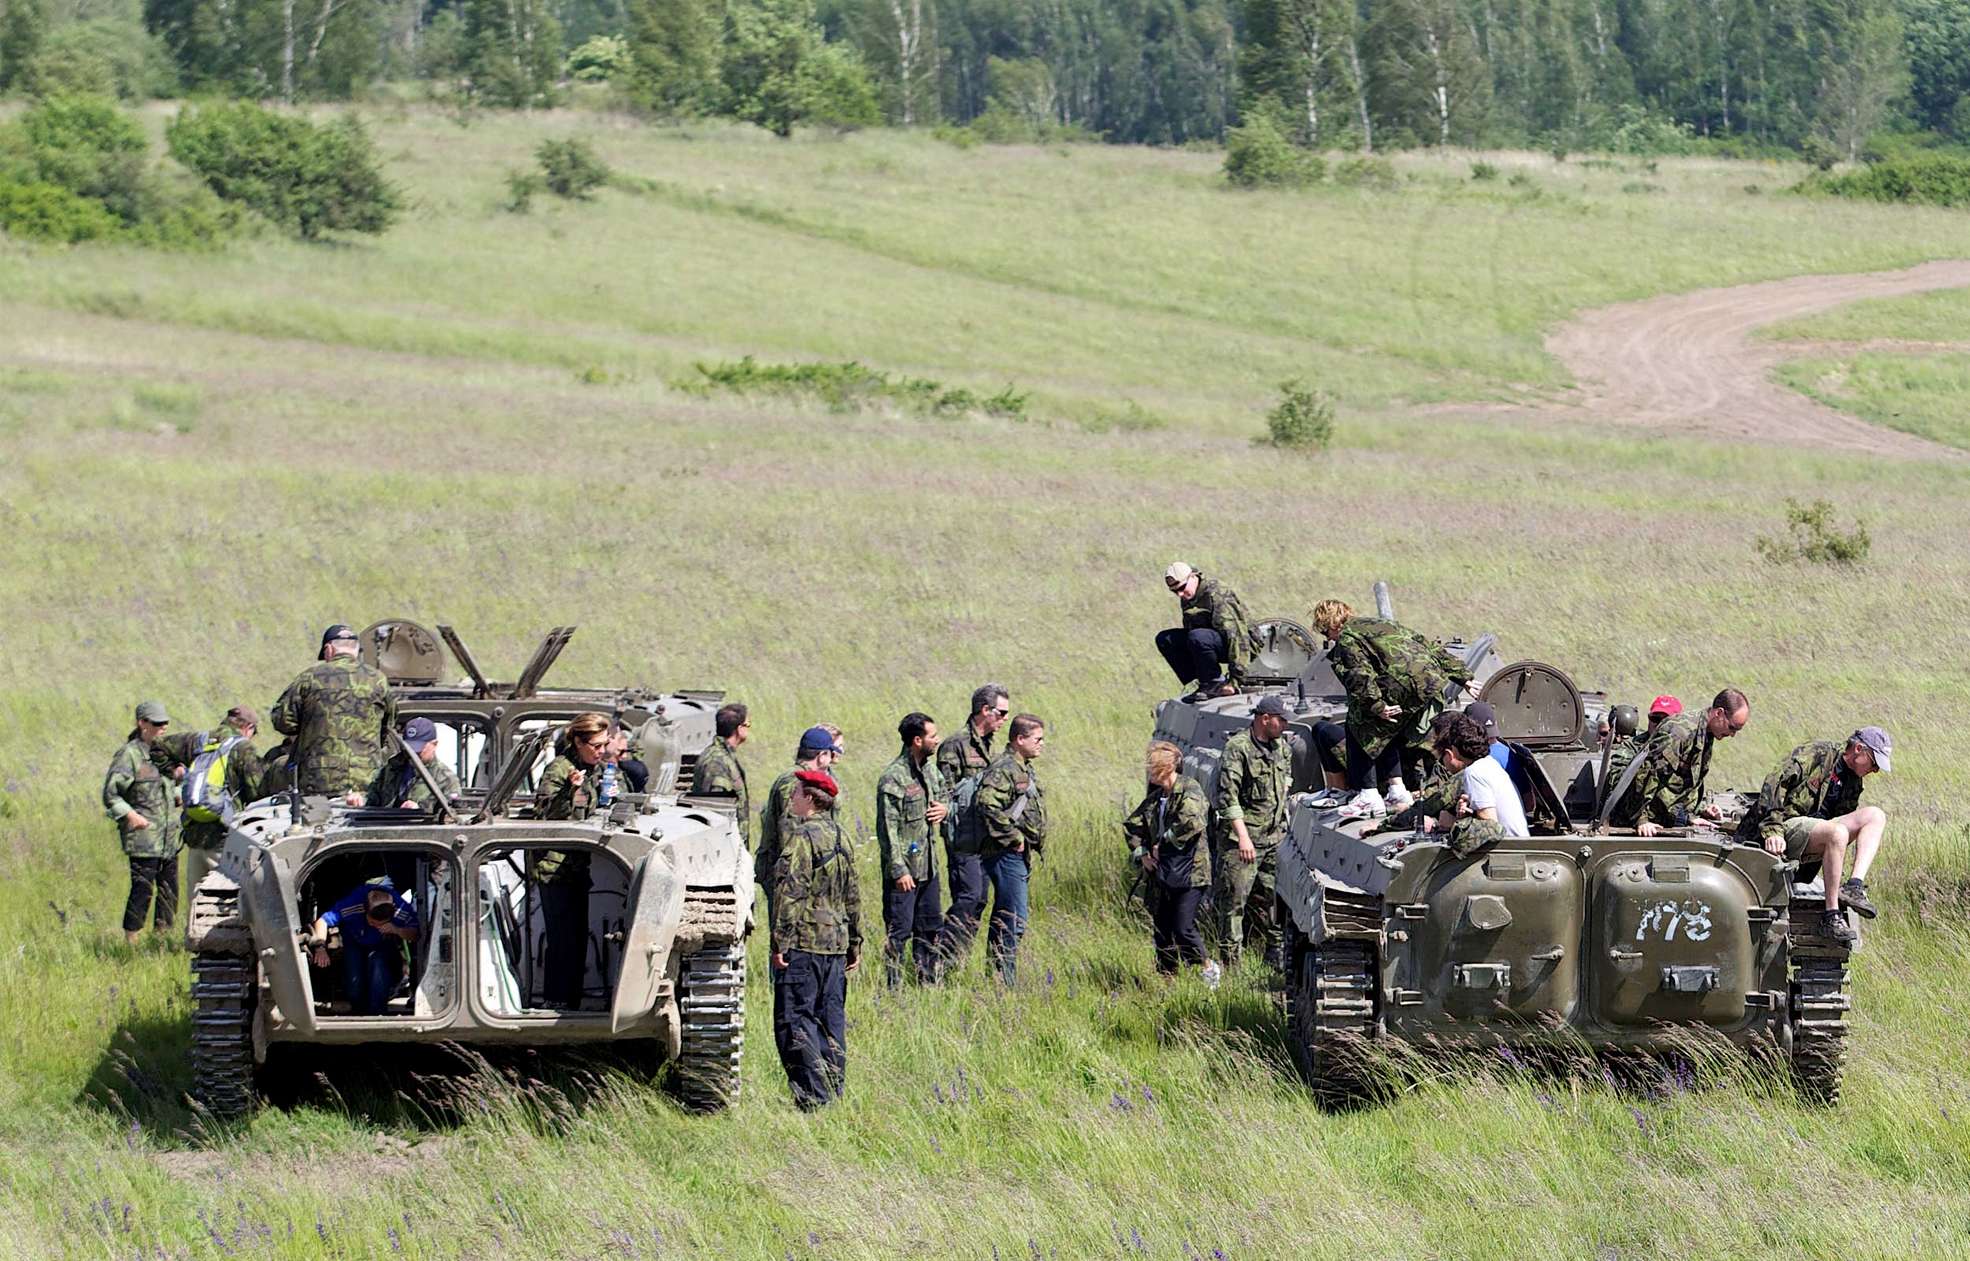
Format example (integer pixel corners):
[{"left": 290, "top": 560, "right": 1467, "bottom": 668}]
[
  {"left": 134, "top": 700, "right": 170, "bottom": 724},
  {"left": 1852, "top": 726, "right": 1892, "bottom": 773},
  {"left": 1465, "top": 701, "right": 1498, "bottom": 736},
  {"left": 1252, "top": 694, "right": 1290, "bottom": 718}
]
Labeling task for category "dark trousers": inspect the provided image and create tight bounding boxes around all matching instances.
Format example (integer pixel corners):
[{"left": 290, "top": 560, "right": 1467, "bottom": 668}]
[
  {"left": 883, "top": 874, "right": 944, "bottom": 987},
  {"left": 540, "top": 876, "right": 591, "bottom": 1008},
  {"left": 123, "top": 855, "right": 179, "bottom": 933},
  {"left": 1150, "top": 884, "right": 1208, "bottom": 973},
  {"left": 1343, "top": 726, "right": 1408, "bottom": 792},
  {"left": 937, "top": 847, "right": 986, "bottom": 965},
  {"left": 1311, "top": 721, "right": 1348, "bottom": 776},
  {"left": 1155, "top": 627, "right": 1229, "bottom": 689},
  {"left": 343, "top": 940, "right": 405, "bottom": 1015},
  {"left": 773, "top": 949, "right": 847, "bottom": 1109}
]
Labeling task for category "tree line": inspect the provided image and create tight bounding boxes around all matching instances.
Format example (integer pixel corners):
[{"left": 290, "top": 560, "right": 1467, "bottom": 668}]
[{"left": 2, "top": 0, "right": 1968, "bottom": 154}]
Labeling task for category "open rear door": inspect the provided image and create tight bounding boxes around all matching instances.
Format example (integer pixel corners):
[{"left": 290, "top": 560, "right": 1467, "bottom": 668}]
[
  {"left": 610, "top": 851, "right": 685, "bottom": 1035},
  {"left": 244, "top": 849, "right": 315, "bottom": 1035}
]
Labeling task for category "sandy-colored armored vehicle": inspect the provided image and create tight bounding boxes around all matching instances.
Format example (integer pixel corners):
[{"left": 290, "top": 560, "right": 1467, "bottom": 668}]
[
  {"left": 1277, "top": 660, "right": 1854, "bottom": 1107},
  {"left": 187, "top": 625, "right": 749, "bottom": 1119}
]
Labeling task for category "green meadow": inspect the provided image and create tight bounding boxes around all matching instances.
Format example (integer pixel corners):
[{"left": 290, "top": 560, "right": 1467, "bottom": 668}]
[{"left": 3, "top": 111, "right": 1970, "bottom": 1259}]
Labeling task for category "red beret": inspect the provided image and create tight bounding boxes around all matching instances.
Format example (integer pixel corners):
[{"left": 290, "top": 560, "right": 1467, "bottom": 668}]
[{"left": 794, "top": 769, "right": 839, "bottom": 798}]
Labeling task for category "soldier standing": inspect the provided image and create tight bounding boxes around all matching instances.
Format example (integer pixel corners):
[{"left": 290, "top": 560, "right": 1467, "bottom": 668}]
[
  {"left": 1124, "top": 742, "right": 1217, "bottom": 982},
  {"left": 975, "top": 714, "right": 1048, "bottom": 985},
  {"left": 876, "top": 712, "right": 949, "bottom": 987},
  {"left": 104, "top": 701, "right": 182, "bottom": 946},
  {"left": 1156, "top": 563, "right": 1254, "bottom": 701},
  {"left": 769, "top": 770, "right": 861, "bottom": 1109},
  {"left": 366, "top": 717, "right": 461, "bottom": 811},
  {"left": 1212, "top": 695, "right": 1293, "bottom": 970},
  {"left": 157, "top": 706, "right": 264, "bottom": 901},
  {"left": 1736, "top": 727, "right": 1891, "bottom": 945},
  {"left": 270, "top": 624, "right": 396, "bottom": 802},
  {"left": 934, "top": 683, "right": 1008, "bottom": 967},
  {"left": 532, "top": 712, "right": 612, "bottom": 1009},
  {"left": 755, "top": 726, "right": 841, "bottom": 909},
  {"left": 1610, "top": 688, "right": 1750, "bottom": 835},
  {"left": 690, "top": 703, "right": 753, "bottom": 844}
]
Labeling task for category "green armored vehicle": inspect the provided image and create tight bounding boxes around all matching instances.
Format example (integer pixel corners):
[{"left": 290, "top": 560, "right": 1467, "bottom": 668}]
[{"left": 1277, "top": 660, "right": 1854, "bottom": 1107}]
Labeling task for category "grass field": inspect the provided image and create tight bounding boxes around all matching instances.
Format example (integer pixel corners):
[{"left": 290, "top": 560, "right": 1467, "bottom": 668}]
[{"left": 4, "top": 111, "right": 1970, "bottom": 1259}]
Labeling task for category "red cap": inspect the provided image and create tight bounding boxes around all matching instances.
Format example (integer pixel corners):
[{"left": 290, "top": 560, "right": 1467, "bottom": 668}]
[
  {"left": 794, "top": 769, "right": 839, "bottom": 798},
  {"left": 1649, "top": 695, "right": 1682, "bottom": 717}
]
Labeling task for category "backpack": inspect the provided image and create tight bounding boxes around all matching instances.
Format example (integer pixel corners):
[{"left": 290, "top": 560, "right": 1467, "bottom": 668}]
[
  {"left": 183, "top": 731, "right": 246, "bottom": 826},
  {"left": 946, "top": 771, "right": 987, "bottom": 851}
]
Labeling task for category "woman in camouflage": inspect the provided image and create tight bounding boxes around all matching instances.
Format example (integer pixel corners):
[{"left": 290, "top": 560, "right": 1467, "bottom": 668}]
[
  {"left": 530, "top": 711, "right": 611, "bottom": 1008},
  {"left": 1124, "top": 742, "right": 1218, "bottom": 984}
]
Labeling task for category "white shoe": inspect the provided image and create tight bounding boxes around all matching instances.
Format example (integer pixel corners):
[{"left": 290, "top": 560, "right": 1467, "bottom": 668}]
[
  {"left": 1384, "top": 782, "right": 1415, "bottom": 811},
  {"left": 1339, "top": 789, "right": 1387, "bottom": 820},
  {"left": 1201, "top": 960, "right": 1222, "bottom": 989}
]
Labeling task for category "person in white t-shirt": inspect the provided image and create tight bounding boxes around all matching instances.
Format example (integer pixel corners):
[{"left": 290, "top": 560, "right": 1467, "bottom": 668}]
[{"left": 1434, "top": 715, "right": 1530, "bottom": 853}]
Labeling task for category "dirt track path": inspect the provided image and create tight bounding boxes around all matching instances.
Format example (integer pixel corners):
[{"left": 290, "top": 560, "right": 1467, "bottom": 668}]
[{"left": 1545, "top": 259, "right": 1970, "bottom": 457}]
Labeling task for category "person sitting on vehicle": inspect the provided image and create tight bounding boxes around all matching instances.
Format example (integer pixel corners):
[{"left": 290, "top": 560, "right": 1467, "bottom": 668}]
[
  {"left": 1609, "top": 688, "right": 1749, "bottom": 836},
  {"left": 1311, "top": 598, "right": 1477, "bottom": 817},
  {"left": 1155, "top": 562, "right": 1254, "bottom": 702},
  {"left": 1737, "top": 727, "right": 1892, "bottom": 946},
  {"left": 309, "top": 882, "right": 420, "bottom": 1016},
  {"left": 1606, "top": 695, "right": 1680, "bottom": 783},
  {"left": 1462, "top": 701, "right": 1532, "bottom": 801},
  {"left": 367, "top": 717, "right": 461, "bottom": 811},
  {"left": 1432, "top": 713, "right": 1528, "bottom": 856}
]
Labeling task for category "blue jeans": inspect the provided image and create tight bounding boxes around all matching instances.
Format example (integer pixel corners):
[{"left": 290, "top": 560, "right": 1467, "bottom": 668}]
[
  {"left": 982, "top": 849, "right": 1030, "bottom": 985},
  {"left": 343, "top": 939, "right": 403, "bottom": 1015}
]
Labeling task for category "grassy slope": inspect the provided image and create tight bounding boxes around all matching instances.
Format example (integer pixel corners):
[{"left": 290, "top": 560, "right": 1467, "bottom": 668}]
[
  {"left": 1762, "top": 288, "right": 1970, "bottom": 449},
  {"left": 3, "top": 114, "right": 1970, "bottom": 1259}
]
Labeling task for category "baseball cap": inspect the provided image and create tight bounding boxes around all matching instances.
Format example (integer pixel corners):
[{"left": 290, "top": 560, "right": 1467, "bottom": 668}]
[
  {"left": 135, "top": 700, "right": 170, "bottom": 724},
  {"left": 799, "top": 725, "right": 842, "bottom": 754},
  {"left": 1164, "top": 562, "right": 1194, "bottom": 586},
  {"left": 1465, "top": 701, "right": 1498, "bottom": 736},
  {"left": 1252, "top": 694, "right": 1290, "bottom": 718},
  {"left": 794, "top": 769, "right": 839, "bottom": 798},
  {"left": 1852, "top": 726, "right": 1892, "bottom": 773},
  {"left": 320, "top": 623, "right": 358, "bottom": 649},
  {"left": 403, "top": 717, "right": 438, "bottom": 751},
  {"left": 1648, "top": 695, "right": 1683, "bottom": 718}
]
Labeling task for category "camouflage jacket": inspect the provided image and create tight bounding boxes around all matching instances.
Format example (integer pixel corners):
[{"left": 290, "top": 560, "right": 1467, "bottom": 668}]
[
  {"left": 1181, "top": 574, "right": 1254, "bottom": 680},
  {"left": 690, "top": 740, "right": 751, "bottom": 846},
  {"left": 1123, "top": 774, "right": 1212, "bottom": 889},
  {"left": 1443, "top": 814, "right": 1505, "bottom": 859},
  {"left": 1739, "top": 741, "right": 1864, "bottom": 848},
  {"left": 754, "top": 764, "right": 810, "bottom": 889},
  {"left": 1214, "top": 728, "right": 1293, "bottom": 845},
  {"left": 532, "top": 754, "right": 599, "bottom": 883},
  {"left": 1604, "top": 734, "right": 1645, "bottom": 787},
  {"left": 936, "top": 724, "right": 995, "bottom": 851},
  {"left": 1612, "top": 712, "right": 1712, "bottom": 828},
  {"left": 366, "top": 752, "right": 462, "bottom": 813},
  {"left": 771, "top": 814, "right": 862, "bottom": 957},
  {"left": 270, "top": 657, "right": 396, "bottom": 798},
  {"left": 104, "top": 737, "right": 182, "bottom": 859},
  {"left": 154, "top": 724, "right": 265, "bottom": 850},
  {"left": 1329, "top": 617, "right": 1471, "bottom": 759},
  {"left": 876, "top": 751, "right": 946, "bottom": 883},
  {"left": 975, "top": 751, "right": 1047, "bottom": 855}
]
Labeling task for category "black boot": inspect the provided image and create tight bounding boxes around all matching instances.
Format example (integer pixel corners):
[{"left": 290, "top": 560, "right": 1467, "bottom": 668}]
[{"left": 1818, "top": 908, "right": 1858, "bottom": 946}]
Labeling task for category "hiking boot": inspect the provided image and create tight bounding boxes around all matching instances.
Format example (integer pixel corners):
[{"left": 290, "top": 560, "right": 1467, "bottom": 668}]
[
  {"left": 1839, "top": 877, "right": 1878, "bottom": 919},
  {"left": 1818, "top": 908, "right": 1858, "bottom": 946}
]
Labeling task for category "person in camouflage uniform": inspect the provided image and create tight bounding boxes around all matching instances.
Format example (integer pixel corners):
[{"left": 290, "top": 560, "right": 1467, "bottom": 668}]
[
  {"left": 530, "top": 712, "right": 612, "bottom": 1008},
  {"left": 1605, "top": 697, "right": 1678, "bottom": 786},
  {"left": 1125, "top": 741, "right": 1216, "bottom": 979},
  {"left": 104, "top": 701, "right": 183, "bottom": 945},
  {"left": 366, "top": 717, "right": 461, "bottom": 812},
  {"left": 1609, "top": 688, "right": 1749, "bottom": 834},
  {"left": 1310, "top": 599, "right": 1475, "bottom": 813},
  {"left": 1212, "top": 695, "right": 1294, "bottom": 969},
  {"left": 975, "top": 714, "right": 1049, "bottom": 984},
  {"left": 755, "top": 726, "right": 841, "bottom": 910},
  {"left": 689, "top": 702, "right": 752, "bottom": 845},
  {"left": 1736, "top": 727, "right": 1891, "bottom": 944},
  {"left": 152, "top": 706, "right": 265, "bottom": 903},
  {"left": 934, "top": 683, "right": 1008, "bottom": 967},
  {"left": 877, "top": 712, "right": 949, "bottom": 988},
  {"left": 769, "top": 770, "right": 862, "bottom": 1109},
  {"left": 1157, "top": 562, "right": 1255, "bottom": 701},
  {"left": 270, "top": 624, "right": 396, "bottom": 802}
]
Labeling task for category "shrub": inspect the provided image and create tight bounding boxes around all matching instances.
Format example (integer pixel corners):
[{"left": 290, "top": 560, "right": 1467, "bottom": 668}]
[
  {"left": 503, "top": 169, "right": 540, "bottom": 213},
  {"left": 1755, "top": 498, "right": 1871, "bottom": 566},
  {"left": 1263, "top": 378, "right": 1335, "bottom": 450},
  {"left": 1332, "top": 155, "right": 1397, "bottom": 189},
  {"left": 535, "top": 138, "right": 609, "bottom": 198},
  {"left": 1799, "top": 153, "right": 1970, "bottom": 207},
  {"left": 0, "top": 179, "right": 121, "bottom": 242},
  {"left": 166, "top": 102, "right": 401, "bottom": 240},
  {"left": 565, "top": 34, "right": 630, "bottom": 82},
  {"left": 8, "top": 94, "right": 148, "bottom": 220},
  {"left": 1224, "top": 111, "right": 1322, "bottom": 189},
  {"left": 692, "top": 356, "right": 1028, "bottom": 419},
  {"left": 1470, "top": 160, "right": 1499, "bottom": 181}
]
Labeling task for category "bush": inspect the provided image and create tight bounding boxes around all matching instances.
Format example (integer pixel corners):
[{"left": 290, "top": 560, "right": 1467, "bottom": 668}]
[
  {"left": 535, "top": 138, "right": 609, "bottom": 198},
  {"left": 166, "top": 102, "right": 401, "bottom": 240},
  {"left": 1332, "top": 155, "right": 1397, "bottom": 189},
  {"left": 6, "top": 94, "right": 147, "bottom": 221},
  {"left": 692, "top": 356, "right": 1028, "bottom": 419},
  {"left": 1755, "top": 498, "right": 1871, "bottom": 566},
  {"left": 0, "top": 179, "right": 122, "bottom": 242},
  {"left": 1798, "top": 153, "right": 1970, "bottom": 207},
  {"left": 1263, "top": 378, "right": 1335, "bottom": 450},
  {"left": 565, "top": 34, "right": 629, "bottom": 82},
  {"left": 1470, "top": 160, "right": 1499, "bottom": 181},
  {"left": 1224, "top": 111, "right": 1322, "bottom": 189}
]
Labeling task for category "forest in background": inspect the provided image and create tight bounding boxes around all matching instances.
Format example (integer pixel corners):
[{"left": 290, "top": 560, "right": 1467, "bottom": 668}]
[{"left": 0, "top": 0, "right": 1968, "bottom": 155}]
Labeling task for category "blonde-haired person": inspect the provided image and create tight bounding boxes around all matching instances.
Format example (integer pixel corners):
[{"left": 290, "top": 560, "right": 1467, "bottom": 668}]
[
  {"left": 1310, "top": 598, "right": 1476, "bottom": 818},
  {"left": 1123, "top": 741, "right": 1219, "bottom": 985},
  {"left": 531, "top": 711, "right": 611, "bottom": 1009}
]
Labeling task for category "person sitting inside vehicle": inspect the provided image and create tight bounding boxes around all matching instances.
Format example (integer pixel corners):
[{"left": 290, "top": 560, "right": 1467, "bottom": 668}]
[
  {"left": 309, "top": 882, "right": 420, "bottom": 1016},
  {"left": 366, "top": 717, "right": 461, "bottom": 811},
  {"left": 1432, "top": 713, "right": 1529, "bottom": 857},
  {"left": 1605, "top": 695, "right": 1680, "bottom": 783},
  {"left": 1736, "top": 726, "right": 1892, "bottom": 947},
  {"left": 1155, "top": 562, "right": 1254, "bottom": 702}
]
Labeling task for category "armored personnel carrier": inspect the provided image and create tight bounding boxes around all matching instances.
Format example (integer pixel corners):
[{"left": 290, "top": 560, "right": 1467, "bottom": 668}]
[{"left": 1276, "top": 659, "right": 1854, "bottom": 1108}]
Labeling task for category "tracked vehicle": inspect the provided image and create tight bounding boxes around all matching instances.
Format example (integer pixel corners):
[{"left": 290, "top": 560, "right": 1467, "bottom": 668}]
[
  {"left": 187, "top": 626, "right": 749, "bottom": 1120},
  {"left": 1277, "top": 659, "right": 1855, "bottom": 1107}
]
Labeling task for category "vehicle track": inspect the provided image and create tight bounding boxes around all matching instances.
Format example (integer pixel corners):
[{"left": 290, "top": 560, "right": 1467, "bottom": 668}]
[{"left": 1545, "top": 259, "right": 1970, "bottom": 457}]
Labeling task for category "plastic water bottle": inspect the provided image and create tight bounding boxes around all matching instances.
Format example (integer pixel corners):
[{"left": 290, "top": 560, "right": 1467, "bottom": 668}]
[{"left": 599, "top": 761, "right": 619, "bottom": 807}]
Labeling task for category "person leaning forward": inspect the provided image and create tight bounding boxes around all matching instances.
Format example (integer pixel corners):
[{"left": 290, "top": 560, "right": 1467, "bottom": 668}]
[
  {"left": 1212, "top": 694, "right": 1293, "bottom": 970},
  {"left": 1609, "top": 688, "right": 1749, "bottom": 835},
  {"left": 877, "top": 712, "right": 949, "bottom": 988},
  {"left": 270, "top": 623, "right": 395, "bottom": 803},
  {"left": 1125, "top": 742, "right": 1216, "bottom": 981},
  {"left": 975, "top": 714, "right": 1048, "bottom": 985},
  {"left": 690, "top": 702, "right": 752, "bottom": 845},
  {"left": 104, "top": 700, "right": 183, "bottom": 946},
  {"left": 934, "top": 682, "right": 1008, "bottom": 967},
  {"left": 1737, "top": 727, "right": 1892, "bottom": 946},
  {"left": 770, "top": 770, "right": 862, "bottom": 1110},
  {"left": 1156, "top": 562, "right": 1254, "bottom": 702}
]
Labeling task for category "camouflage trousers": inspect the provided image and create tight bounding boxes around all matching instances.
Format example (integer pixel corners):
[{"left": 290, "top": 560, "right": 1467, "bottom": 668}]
[{"left": 1211, "top": 838, "right": 1281, "bottom": 965}]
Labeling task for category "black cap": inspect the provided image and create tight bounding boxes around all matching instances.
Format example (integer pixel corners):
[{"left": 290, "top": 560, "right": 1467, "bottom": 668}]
[
  {"left": 1253, "top": 694, "right": 1291, "bottom": 718},
  {"left": 320, "top": 623, "right": 358, "bottom": 649},
  {"left": 1465, "top": 701, "right": 1498, "bottom": 736}
]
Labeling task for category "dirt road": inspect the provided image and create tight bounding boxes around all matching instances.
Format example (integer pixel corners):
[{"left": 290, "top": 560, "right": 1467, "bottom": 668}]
[{"left": 1545, "top": 259, "right": 1970, "bottom": 457}]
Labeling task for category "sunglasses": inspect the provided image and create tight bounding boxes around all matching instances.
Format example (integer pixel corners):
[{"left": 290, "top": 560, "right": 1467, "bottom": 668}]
[{"left": 991, "top": 708, "right": 1010, "bottom": 717}]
